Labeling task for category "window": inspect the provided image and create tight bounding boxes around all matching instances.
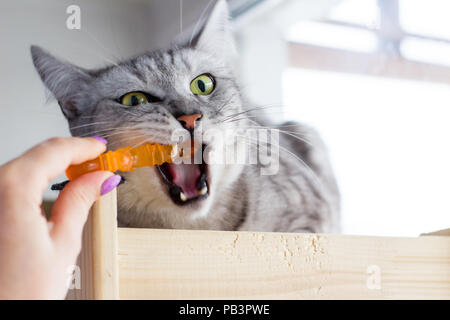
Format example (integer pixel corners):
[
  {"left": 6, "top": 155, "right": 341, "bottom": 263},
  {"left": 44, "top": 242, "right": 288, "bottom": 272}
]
[
  {"left": 283, "top": 0, "right": 450, "bottom": 236},
  {"left": 287, "top": 21, "right": 377, "bottom": 53},
  {"left": 399, "top": 0, "right": 450, "bottom": 40},
  {"left": 287, "top": 0, "right": 450, "bottom": 67},
  {"left": 328, "top": 0, "right": 379, "bottom": 28}
]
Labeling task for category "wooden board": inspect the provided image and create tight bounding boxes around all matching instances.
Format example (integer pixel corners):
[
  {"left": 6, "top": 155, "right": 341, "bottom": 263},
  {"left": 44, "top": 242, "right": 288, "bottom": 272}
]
[
  {"left": 422, "top": 228, "right": 450, "bottom": 237},
  {"left": 117, "top": 228, "right": 450, "bottom": 299},
  {"left": 66, "top": 190, "right": 119, "bottom": 300}
]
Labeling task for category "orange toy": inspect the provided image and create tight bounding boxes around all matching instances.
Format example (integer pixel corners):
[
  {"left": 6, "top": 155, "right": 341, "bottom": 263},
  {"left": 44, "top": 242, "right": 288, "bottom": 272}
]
[{"left": 66, "top": 143, "right": 178, "bottom": 180}]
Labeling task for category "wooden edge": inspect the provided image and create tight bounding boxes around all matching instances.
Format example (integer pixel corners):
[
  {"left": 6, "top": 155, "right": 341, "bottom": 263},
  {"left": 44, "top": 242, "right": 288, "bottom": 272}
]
[
  {"left": 117, "top": 228, "right": 450, "bottom": 299},
  {"left": 421, "top": 228, "right": 450, "bottom": 237},
  {"left": 66, "top": 189, "right": 119, "bottom": 300},
  {"left": 91, "top": 189, "right": 119, "bottom": 299},
  {"left": 65, "top": 185, "right": 448, "bottom": 300}
]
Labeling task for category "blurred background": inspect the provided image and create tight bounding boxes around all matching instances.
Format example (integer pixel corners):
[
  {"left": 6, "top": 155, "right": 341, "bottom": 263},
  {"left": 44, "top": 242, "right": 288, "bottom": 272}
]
[{"left": 0, "top": 0, "right": 448, "bottom": 236}]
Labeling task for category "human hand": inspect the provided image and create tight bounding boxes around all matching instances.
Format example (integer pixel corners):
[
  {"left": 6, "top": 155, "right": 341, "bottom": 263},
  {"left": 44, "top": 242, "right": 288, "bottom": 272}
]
[{"left": 0, "top": 137, "right": 121, "bottom": 299}]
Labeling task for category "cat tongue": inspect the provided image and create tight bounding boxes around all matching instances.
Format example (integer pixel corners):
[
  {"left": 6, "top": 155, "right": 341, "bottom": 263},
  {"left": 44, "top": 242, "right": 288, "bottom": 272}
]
[{"left": 166, "top": 163, "right": 201, "bottom": 199}]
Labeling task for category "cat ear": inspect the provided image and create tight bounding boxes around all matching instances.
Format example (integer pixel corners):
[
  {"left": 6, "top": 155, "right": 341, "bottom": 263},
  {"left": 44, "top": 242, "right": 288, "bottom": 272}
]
[
  {"left": 30, "top": 45, "right": 92, "bottom": 119},
  {"left": 190, "top": 0, "right": 235, "bottom": 60}
]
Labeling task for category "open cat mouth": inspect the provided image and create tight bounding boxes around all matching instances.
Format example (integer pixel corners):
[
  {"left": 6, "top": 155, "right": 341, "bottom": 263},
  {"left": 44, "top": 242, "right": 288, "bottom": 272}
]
[{"left": 156, "top": 144, "right": 209, "bottom": 205}]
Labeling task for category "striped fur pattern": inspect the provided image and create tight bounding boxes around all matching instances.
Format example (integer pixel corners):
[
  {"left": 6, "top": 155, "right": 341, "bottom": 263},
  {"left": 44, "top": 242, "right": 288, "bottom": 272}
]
[{"left": 31, "top": 0, "right": 340, "bottom": 233}]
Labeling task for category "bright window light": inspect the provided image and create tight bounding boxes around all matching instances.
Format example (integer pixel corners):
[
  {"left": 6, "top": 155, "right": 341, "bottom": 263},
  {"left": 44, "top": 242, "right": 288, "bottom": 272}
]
[
  {"left": 400, "top": 37, "right": 450, "bottom": 67},
  {"left": 283, "top": 68, "right": 450, "bottom": 237},
  {"left": 399, "top": 0, "right": 450, "bottom": 40},
  {"left": 328, "top": 0, "right": 380, "bottom": 29},
  {"left": 287, "top": 21, "right": 377, "bottom": 53}
]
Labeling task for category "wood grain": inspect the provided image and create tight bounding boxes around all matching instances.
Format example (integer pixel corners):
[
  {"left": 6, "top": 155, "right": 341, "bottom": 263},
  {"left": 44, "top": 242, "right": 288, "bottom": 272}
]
[
  {"left": 66, "top": 190, "right": 119, "bottom": 300},
  {"left": 67, "top": 192, "right": 449, "bottom": 300},
  {"left": 422, "top": 228, "right": 450, "bottom": 237},
  {"left": 117, "top": 228, "right": 450, "bottom": 299}
]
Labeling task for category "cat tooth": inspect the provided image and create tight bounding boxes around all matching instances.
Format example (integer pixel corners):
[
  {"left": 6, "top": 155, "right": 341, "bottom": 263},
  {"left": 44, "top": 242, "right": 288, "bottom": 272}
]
[
  {"left": 198, "top": 186, "right": 208, "bottom": 196},
  {"left": 180, "top": 192, "right": 187, "bottom": 202},
  {"left": 170, "top": 144, "right": 179, "bottom": 160}
]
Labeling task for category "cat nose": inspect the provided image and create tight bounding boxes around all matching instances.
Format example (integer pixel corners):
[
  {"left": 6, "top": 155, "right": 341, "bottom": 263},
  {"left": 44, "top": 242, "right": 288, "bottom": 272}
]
[{"left": 177, "top": 113, "right": 202, "bottom": 130}]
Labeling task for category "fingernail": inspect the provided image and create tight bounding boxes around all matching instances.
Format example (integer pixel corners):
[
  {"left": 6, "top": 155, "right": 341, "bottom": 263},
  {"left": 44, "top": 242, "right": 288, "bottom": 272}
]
[
  {"left": 101, "top": 174, "right": 122, "bottom": 195},
  {"left": 92, "top": 136, "right": 108, "bottom": 144}
]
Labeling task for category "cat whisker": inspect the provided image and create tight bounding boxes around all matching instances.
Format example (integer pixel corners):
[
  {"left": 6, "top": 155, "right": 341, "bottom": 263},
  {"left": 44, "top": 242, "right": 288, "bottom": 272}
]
[
  {"left": 232, "top": 134, "right": 324, "bottom": 192},
  {"left": 70, "top": 121, "right": 119, "bottom": 130},
  {"left": 226, "top": 118, "right": 313, "bottom": 146},
  {"left": 221, "top": 110, "right": 287, "bottom": 124},
  {"left": 106, "top": 132, "right": 152, "bottom": 150},
  {"left": 188, "top": 0, "right": 215, "bottom": 46},
  {"left": 78, "top": 27, "right": 124, "bottom": 65},
  {"left": 104, "top": 127, "right": 173, "bottom": 150},
  {"left": 216, "top": 95, "right": 236, "bottom": 114},
  {"left": 220, "top": 105, "right": 283, "bottom": 122},
  {"left": 229, "top": 126, "right": 313, "bottom": 146},
  {"left": 77, "top": 125, "right": 153, "bottom": 139},
  {"left": 65, "top": 43, "right": 121, "bottom": 68},
  {"left": 75, "top": 125, "right": 135, "bottom": 137}
]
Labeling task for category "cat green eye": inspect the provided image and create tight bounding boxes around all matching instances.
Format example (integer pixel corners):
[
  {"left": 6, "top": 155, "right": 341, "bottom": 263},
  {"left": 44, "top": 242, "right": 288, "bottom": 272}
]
[
  {"left": 120, "top": 92, "right": 148, "bottom": 106},
  {"left": 190, "top": 74, "right": 215, "bottom": 95}
]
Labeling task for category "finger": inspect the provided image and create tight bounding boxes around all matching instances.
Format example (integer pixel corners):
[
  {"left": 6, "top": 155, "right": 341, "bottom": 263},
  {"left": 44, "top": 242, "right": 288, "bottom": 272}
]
[
  {"left": 11, "top": 137, "right": 107, "bottom": 193},
  {"left": 40, "top": 204, "right": 46, "bottom": 218},
  {"left": 49, "top": 171, "right": 121, "bottom": 261}
]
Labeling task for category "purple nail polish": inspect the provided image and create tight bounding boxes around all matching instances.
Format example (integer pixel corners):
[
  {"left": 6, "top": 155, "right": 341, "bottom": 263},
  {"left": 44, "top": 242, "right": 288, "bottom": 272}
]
[
  {"left": 101, "top": 175, "right": 122, "bottom": 195},
  {"left": 92, "top": 136, "right": 108, "bottom": 144}
]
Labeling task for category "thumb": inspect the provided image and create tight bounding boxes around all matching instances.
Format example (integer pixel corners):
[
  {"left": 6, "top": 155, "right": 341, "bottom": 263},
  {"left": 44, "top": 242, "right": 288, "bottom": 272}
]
[{"left": 49, "top": 171, "right": 121, "bottom": 261}]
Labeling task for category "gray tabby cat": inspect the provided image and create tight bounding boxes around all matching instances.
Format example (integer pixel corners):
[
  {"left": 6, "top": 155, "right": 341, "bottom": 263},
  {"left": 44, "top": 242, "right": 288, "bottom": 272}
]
[{"left": 31, "top": 0, "right": 340, "bottom": 233}]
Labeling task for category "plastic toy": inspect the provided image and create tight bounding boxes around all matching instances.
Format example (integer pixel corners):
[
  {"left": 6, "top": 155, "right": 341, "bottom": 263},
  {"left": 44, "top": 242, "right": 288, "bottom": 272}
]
[{"left": 66, "top": 143, "right": 179, "bottom": 180}]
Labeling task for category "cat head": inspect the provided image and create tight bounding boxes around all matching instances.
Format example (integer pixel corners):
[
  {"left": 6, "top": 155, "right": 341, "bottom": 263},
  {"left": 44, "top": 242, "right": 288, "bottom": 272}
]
[{"left": 31, "top": 0, "right": 248, "bottom": 226}]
